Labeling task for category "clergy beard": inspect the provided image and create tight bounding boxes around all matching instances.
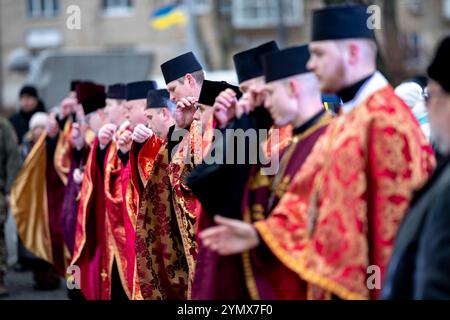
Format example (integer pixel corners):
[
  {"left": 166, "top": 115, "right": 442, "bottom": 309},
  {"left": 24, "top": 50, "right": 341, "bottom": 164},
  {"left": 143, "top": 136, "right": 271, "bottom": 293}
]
[{"left": 321, "top": 61, "right": 346, "bottom": 94}]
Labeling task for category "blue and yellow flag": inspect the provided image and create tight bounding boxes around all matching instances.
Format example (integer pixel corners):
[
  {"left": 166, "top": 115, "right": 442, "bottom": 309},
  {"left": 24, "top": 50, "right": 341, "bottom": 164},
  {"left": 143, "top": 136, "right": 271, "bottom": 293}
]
[
  {"left": 150, "top": 3, "right": 187, "bottom": 30},
  {"left": 322, "top": 94, "right": 342, "bottom": 114}
]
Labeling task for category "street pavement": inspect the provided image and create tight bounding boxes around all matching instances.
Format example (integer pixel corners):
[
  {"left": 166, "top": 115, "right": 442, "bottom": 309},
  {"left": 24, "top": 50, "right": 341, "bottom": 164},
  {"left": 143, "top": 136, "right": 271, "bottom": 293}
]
[{"left": 0, "top": 269, "right": 69, "bottom": 300}]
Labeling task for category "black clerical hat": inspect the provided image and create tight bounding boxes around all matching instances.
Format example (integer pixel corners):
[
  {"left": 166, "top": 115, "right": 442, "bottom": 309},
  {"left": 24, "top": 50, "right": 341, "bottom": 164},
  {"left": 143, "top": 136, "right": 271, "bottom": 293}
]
[
  {"left": 107, "top": 83, "right": 127, "bottom": 100},
  {"left": 233, "top": 41, "right": 279, "bottom": 84},
  {"left": 198, "top": 80, "right": 242, "bottom": 107},
  {"left": 160, "top": 52, "right": 203, "bottom": 84},
  {"left": 70, "top": 80, "right": 83, "bottom": 92},
  {"left": 126, "top": 81, "right": 157, "bottom": 101},
  {"left": 263, "top": 45, "right": 311, "bottom": 83},
  {"left": 76, "top": 82, "right": 106, "bottom": 115},
  {"left": 428, "top": 36, "right": 450, "bottom": 93},
  {"left": 147, "top": 89, "right": 170, "bottom": 109},
  {"left": 312, "top": 5, "right": 375, "bottom": 41}
]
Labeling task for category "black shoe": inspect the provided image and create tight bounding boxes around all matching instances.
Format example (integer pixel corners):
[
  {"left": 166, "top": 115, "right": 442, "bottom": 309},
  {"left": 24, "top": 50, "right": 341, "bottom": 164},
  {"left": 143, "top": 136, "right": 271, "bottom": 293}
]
[{"left": 13, "top": 263, "right": 29, "bottom": 272}]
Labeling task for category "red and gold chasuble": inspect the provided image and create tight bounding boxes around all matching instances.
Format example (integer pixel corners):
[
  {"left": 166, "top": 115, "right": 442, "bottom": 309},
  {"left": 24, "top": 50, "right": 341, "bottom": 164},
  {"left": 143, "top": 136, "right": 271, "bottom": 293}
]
[
  {"left": 125, "top": 136, "right": 165, "bottom": 300},
  {"left": 54, "top": 118, "right": 72, "bottom": 186},
  {"left": 136, "top": 118, "right": 214, "bottom": 299},
  {"left": 135, "top": 140, "right": 189, "bottom": 299},
  {"left": 62, "top": 129, "right": 96, "bottom": 261},
  {"left": 255, "top": 76, "right": 435, "bottom": 300},
  {"left": 168, "top": 117, "right": 215, "bottom": 298},
  {"left": 242, "top": 111, "right": 332, "bottom": 300},
  {"left": 73, "top": 138, "right": 147, "bottom": 300},
  {"left": 129, "top": 135, "right": 165, "bottom": 224},
  {"left": 191, "top": 119, "right": 293, "bottom": 300},
  {"left": 103, "top": 142, "right": 140, "bottom": 300},
  {"left": 72, "top": 139, "right": 114, "bottom": 300},
  {"left": 262, "top": 125, "right": 293, "bottom": 159}
]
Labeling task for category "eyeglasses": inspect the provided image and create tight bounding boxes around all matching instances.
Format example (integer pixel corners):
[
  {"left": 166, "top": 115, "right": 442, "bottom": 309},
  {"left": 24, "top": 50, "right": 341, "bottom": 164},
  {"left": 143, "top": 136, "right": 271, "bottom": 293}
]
[
  {"left": 422, "top": 89, "right": 429, "bottom": 103},
  {"left": 422, "top": 88, "right": 449, "bottom": 105}
]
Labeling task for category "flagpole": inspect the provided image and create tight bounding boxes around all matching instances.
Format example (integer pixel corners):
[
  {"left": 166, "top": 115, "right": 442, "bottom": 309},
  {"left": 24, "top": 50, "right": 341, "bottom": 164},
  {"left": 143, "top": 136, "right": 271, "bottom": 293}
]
[{"left": 184, "top": 0, "right": 205, "bottom": 68}]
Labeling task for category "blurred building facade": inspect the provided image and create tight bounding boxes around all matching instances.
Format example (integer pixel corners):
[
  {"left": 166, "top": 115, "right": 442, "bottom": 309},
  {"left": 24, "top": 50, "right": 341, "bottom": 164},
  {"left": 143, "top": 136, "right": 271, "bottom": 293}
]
[{"left": 1, "top": 0, "right": 450, "bottom": 111}]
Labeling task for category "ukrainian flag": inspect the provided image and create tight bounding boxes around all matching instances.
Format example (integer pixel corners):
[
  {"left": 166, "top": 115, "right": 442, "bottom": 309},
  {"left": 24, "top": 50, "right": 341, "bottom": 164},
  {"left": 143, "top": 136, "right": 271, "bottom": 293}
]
[
  {"left": 322, "top": 94, "right": 342, "bottom": 114},
  {"left": 150, "top": 3, "right": 187, "bottom": 30}
]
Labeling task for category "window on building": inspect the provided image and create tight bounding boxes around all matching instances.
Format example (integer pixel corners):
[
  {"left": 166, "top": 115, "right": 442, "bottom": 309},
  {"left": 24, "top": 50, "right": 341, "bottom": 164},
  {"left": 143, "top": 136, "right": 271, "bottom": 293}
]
[
  {"left": 231, "top": 0, "right": 303, "bottom": 29},
  {"left": 192, "top": 0, "right": 212, "bottom": 15},
  {"left": 406, "top": 0, "right": 425, "bottom": 16},
  {"left": 405, "top": 31, "right": 427, "bottom": 71},
  {"left": 443, "top": 0, "right": 450, "bottom": 20},
  {"left": 102, "top": 0, "right": 133, "bottom": 16},
  {"left": 27, "top": 0, "right": 59, "bottom": 18}
]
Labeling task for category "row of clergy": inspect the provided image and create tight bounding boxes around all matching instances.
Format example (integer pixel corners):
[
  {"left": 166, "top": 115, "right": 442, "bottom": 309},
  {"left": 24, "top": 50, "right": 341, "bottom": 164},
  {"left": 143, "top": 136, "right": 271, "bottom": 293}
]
[{"left": 10, "top": 5, "right": 440, "bottom": 300}]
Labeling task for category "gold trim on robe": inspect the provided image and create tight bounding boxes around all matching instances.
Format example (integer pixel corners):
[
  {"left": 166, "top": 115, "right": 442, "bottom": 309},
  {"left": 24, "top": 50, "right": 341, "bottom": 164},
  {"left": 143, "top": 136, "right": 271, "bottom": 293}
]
[
  {"left": 255, "top": 86, "right": 436, "bottom": 300},
  {"left": 71, "top": 139, "right": 113, "bottom": 300},
  {"left": 168, "top": 116, "right": 215, "bottom": 298},
  {"left": 54, "top": 119, "right": 72, "bottom": 186},
  {"left": 11, "top": 132, "right": 53, "bottom": 264},
  {"left": 262, "top": 125, "right": 293, "bottom": 159},
  {"left": 135, "top": 143, "right": 189, "bottom": 300},
  {"left": 128, "top": 137, "right": 165, "bottom": 300},
  {"left": 242, "top": 113, "right": 333, "bottom": 300},
  {"left": 104, "top": 142, "right": 133, "bottom": 299},
  {"left": 71, "top": 141, "right": 95, "bottom": 266}
]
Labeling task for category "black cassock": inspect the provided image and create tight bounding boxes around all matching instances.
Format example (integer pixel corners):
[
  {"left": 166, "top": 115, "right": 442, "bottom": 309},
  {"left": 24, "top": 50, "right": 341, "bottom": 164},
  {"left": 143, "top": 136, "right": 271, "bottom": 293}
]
[
  {"left": 187, "top": 106, "right": 273, "bottom": 219},
  {"left": 186, "top": 107, "right": 272, "bottom": 300},
  {"left": 382, "top": 156, "right": 450, "bottom": 300}
]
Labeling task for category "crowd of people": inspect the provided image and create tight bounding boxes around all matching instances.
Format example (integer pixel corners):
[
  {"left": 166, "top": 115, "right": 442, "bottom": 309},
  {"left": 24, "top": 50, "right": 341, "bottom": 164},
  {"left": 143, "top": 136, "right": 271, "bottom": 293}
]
[{"left": 0, "top": 4, "right": 449, "bottom": 300}]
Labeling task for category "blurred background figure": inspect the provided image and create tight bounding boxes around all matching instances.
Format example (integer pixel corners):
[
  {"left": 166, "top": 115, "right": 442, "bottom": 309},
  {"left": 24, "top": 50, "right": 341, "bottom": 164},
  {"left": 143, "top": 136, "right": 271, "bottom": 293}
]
[
  {"left": 12, "top": 108, "right": 62, "bottom": 292},
  {"left": 395, "top": 76, "right": 430, "bottom": 139},
  {"left": 9, "top": 86, "right": 46, "bottom": 144},
  {"left": 0, "top": 117, "right": 21, "bottom": 298},
  {"left": 8, "top": 86, "right": 48, "bottom": 275},
  {"left": 383, "top": 35, "right": 450, "bottom": 300},
  {"left": 19, "top": 112, "right": 49, "bottom": 160}
]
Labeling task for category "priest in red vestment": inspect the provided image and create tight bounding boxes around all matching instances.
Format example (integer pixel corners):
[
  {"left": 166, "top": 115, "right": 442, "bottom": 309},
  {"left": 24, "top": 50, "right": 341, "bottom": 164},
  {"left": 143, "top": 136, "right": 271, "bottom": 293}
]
[
  {"left": 12, "top": 82, "right": 107, "bottom": 293},
  {"left": 135, "top": 52, "right": 205, "bottom": 299},
  {"left": 125, "top": 89, "right": 175, "bottom": 299},
  {"left": 200, "top": 5, "right": 435, "bottom": 300},
  {"left": 194, "top": 45, "right": 333, "bottom": 299},
  {"left": 61, "top": 82, "right": 111, "bottom": 258},
  {"left": 188, "top": 41, "right": 285, "bottom": 300},
  {"left": 70, "top": 82, "right": 111, "bottom": 300}
]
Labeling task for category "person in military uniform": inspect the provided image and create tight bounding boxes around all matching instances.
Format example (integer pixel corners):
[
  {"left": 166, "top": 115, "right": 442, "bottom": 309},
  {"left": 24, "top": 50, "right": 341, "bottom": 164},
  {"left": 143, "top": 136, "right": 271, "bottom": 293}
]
[{"left": 0, "top": 116, "right": 21, "bottom": 297}]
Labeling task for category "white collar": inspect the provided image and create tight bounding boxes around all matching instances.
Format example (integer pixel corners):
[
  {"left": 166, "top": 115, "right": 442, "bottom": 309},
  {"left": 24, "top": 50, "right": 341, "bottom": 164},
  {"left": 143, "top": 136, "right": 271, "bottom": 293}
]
[{"left": 341, "top": 71, "right": 389, "bottom": 114}]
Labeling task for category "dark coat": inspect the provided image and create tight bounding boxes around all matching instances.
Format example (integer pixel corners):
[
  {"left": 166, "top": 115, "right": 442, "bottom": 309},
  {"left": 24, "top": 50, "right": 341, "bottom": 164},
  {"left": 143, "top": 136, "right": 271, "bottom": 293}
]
[
  {"left": 9, "top": 100, "right": 46, "bottom": 144},
  {"left": 187, "top": 107, "right": 273, "bottom": 219},
  {"left": 382, "top": 156, "right": 450, "bottom": 300}
]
